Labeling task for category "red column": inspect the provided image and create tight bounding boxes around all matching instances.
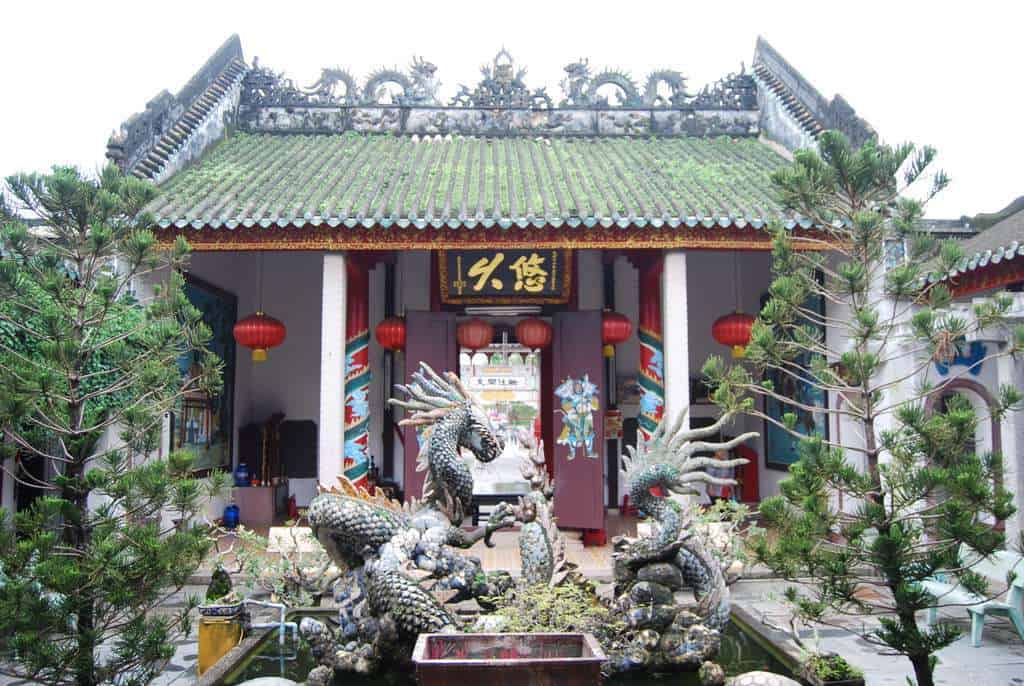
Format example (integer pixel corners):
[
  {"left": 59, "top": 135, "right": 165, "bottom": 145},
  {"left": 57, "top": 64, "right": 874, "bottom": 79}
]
[
  {"left": 344, "top": 258, "right": 371, "bottom": 486},
  {"left": 638, "top": 255, "right": 664, "bottom": 443}
]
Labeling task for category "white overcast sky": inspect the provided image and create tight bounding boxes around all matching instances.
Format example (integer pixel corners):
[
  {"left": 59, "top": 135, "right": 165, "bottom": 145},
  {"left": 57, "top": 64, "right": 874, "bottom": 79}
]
[{"left": 2, "top": 0, "right": 1021, "bottom": 219}]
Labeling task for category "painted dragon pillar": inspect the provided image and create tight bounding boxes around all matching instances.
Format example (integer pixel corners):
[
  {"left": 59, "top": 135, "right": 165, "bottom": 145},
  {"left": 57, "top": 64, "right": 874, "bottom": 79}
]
[
  {"left": 638, "top": 255, "right": 664, "bottom": 443},
  {"left": 344, "top": 257, "right": 371, "bottom": 487}
]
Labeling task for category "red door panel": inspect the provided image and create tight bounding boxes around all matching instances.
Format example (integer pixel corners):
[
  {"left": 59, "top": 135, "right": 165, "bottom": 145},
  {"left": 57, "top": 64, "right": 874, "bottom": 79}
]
[
  {"left": 402, "top": 311, "right": 457, "bottom": 500},
  {"left": 551, "top": 311, "right": 605, "bottom": 530}
]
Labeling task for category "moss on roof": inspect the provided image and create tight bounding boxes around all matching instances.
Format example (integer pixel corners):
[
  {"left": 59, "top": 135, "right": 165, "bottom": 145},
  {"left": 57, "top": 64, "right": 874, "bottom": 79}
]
[{"left": 147, "top": 132, "right": 798, "bottom": 231}]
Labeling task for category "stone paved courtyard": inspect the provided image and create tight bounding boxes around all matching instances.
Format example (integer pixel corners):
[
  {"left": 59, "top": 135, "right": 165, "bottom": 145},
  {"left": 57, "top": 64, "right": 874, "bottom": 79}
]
[
  {"left": 140, "top": 533, "right": 1024, "bottom": 686},
  {"left": 2, "top": 519, "right": 1021, "bottom": 685}
]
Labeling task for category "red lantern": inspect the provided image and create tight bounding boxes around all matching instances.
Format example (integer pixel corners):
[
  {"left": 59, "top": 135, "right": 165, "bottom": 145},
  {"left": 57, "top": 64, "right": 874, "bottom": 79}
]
[
  {"left": 602, "top": 311, "right": 633, "bottom": 346},
  {"left": 375, "top": 316, "right": 406, "bottom": 352},
  {"left": 712, "top": 312, "right": 755, "bottom": 358},
  {"left": 233, "top": 311, "right": 287, "bottom": 362},
  {"left": 456, "top": 318, "right": 494, "bottom": 351},
  {"left": 515, "top": 317, "right": 552, "bottom": 350}
]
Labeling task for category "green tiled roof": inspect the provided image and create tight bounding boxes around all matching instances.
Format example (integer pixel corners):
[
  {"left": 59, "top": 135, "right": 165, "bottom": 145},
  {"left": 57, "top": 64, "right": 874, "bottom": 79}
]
[{"left": 148, "top": 132, "right": 802, "bottom": 231}]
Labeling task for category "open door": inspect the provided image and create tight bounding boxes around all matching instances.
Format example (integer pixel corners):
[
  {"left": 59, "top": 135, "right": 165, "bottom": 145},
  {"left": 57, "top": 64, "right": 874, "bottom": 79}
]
[
  {"left": 402, "top": 311, "right": 457, "bottom": 500},
  {"left": 551, "top": 311, "right": 605, "bottom": 531}
]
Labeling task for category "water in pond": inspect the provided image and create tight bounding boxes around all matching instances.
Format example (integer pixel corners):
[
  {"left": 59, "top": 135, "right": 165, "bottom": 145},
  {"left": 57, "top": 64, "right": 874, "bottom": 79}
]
[{"left": 224, "top": 618, "right": 793, "bottom": 685}]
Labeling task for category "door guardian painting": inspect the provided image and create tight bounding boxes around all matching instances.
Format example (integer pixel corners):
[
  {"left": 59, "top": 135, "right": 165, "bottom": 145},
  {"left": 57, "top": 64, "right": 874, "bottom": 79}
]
[{"left": 555, "top": 374, "right": 599, "bottom": 460}]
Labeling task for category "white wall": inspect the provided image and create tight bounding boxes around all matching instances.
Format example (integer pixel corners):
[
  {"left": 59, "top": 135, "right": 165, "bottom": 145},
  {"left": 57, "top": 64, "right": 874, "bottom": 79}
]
[
  {"left": 613, "top": 255, "right": 641, "bottom": 386},
  {"left": 610, "top": 250, "right": 779, "bottom": 503},
  {"left": 188, "top": 251, "right": 324, "bottom": 505},
  {"left": 684, "top": 251, "right": 780, "bottom": 497},
  {"left": 189, "top": 252, "right": 324, "bottom": 435}
]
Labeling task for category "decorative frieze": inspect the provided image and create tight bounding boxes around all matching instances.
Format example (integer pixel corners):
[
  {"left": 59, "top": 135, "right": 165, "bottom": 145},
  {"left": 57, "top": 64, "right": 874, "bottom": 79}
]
[{"left": 237, "top": 50, "right": 760, "bottom": 138}]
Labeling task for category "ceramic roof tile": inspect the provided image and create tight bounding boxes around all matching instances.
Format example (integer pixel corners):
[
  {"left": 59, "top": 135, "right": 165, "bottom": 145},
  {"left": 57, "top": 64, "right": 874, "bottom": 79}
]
[
  {"left": 147, "top": 132, "right": 801, "bottom": 230},
  {"left": 928, "top": 209, "right": 1024, "bottom": 284}
]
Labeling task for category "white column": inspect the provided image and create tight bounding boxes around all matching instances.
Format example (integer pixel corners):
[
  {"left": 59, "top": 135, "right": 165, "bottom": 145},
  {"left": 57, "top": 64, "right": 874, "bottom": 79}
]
[
  {"left": 661, "top": 250, "right": 690, "bottom": 423},
  {"left": 997, "top": 350, "right": 1022, "bottom": 545},
  {"left": 662, "top": 250, "right": 695, "bottom": 505},
  {"left": 319, "top": 252, "right": 347, "bottom": 489}
]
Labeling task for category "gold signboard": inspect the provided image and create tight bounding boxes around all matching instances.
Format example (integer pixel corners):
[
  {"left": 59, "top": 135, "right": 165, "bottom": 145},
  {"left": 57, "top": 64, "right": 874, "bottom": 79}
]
[{"left": 440, "top": 249, "right": 572, "bottom": 304}]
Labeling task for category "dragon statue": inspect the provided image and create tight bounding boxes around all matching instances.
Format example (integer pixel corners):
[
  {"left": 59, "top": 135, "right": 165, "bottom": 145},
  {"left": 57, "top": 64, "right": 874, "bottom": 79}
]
[
  {"left": 511, "top": 429, "right": 575, "bottom": 586},
  {"left": 292, "top": 358, "right": 763, "bottom": 683},
  {"left": 604, "top": 409, "right": 755, "bottom": 673},
  {"left": 298, "top": 363, "right": 517, "bottom": 678}
]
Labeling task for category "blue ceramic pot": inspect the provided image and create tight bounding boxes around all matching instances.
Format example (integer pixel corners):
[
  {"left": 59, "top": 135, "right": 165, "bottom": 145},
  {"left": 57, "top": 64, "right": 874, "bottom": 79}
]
[
  {"left": 233, "top": 463, "right": 250, "bottom": 487},
  {"left": 223, "top": 503, "right": 240, "bottom": 530}
]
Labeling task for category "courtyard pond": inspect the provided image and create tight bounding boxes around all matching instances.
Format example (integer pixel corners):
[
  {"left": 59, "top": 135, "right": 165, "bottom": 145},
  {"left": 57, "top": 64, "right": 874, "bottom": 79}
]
[{"left": 221, "top": 616, "right": 794, "bottom": 685}]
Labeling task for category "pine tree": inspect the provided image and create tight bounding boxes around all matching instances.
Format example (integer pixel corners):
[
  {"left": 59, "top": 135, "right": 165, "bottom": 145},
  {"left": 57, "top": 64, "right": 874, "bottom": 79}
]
[
  {"left": 703, "top": 131, "right": 1022, "bottom": 686},
  {"left": 0, "top": 165, "right": 227, "bottom": 685}
]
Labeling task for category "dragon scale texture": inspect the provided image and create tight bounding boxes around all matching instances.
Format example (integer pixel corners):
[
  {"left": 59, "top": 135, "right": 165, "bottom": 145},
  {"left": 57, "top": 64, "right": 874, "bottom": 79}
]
[
  {"left": 607, "top": 409, "right": 756, "bottom": 670},
  {"left": 301, "top": 363, "right": 515, "bottom": 674},
  {"left": 296, "top": 359, "right": 759, "bottom": 681}
]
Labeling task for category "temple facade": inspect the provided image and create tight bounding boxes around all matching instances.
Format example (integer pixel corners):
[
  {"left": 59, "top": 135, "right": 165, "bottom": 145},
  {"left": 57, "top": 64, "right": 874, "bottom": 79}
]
[{"left": 9, "top": 33, "right": 1009, "bottom": 541}]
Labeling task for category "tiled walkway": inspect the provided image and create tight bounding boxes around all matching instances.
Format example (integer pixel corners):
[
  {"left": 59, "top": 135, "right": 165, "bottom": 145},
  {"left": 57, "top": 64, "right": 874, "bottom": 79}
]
[{"left": 733, "top": 579, "right": 1024, "bottom": 686}]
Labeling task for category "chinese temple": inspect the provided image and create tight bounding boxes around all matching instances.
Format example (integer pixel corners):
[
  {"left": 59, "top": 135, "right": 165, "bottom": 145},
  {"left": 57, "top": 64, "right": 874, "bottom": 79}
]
[{"left": 105, "top": 34, "right": 883, "bottom": 539}]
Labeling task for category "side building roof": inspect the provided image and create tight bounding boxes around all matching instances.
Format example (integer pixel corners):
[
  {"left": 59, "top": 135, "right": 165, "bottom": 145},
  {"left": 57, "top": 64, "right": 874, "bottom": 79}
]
[{"left": 935, "top": 207, "right": 1024, "bottom": 296}]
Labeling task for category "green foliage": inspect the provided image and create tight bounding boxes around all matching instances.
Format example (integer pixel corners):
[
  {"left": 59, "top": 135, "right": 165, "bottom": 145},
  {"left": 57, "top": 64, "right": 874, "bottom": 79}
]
[
  {"left": 803, "top": 653, "right": 863, "bottom": 680},
  {"left": 214, "top": 523, "right": 336, "bottom": 607},
  {"left": 0, "top": 165, "right": 227, "bottom": 685},
  {"left": 703, "top": 132, "right": 1021, "bottom": 686},
  {"left": 484, "top": 581, "right": 626, "bottom": 648}
]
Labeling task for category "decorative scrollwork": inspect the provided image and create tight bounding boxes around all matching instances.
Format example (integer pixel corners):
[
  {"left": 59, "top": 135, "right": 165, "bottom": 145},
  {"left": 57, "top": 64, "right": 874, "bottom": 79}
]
[
  {"left": 559, "top": 58, "right": 591, "bottom": 107},
  {"left": 240, "top": 56, "right": 439, "bottom": 107},
  {"left": 643, "top": 69, "right": 689, "bottom": 107},
  {"left": 559, "top": 59, "right": 756, "bottom": 110},
  {"left": 240, "top": 58, "right": 309, "bottom": 106},
  {"left": 363, "top": 57, "right": 440, "bottom": 106},
  {"left": 689, "top": 65, "right": 757, "bottom": 109},
  {"left": 586, "top": 69, "right": 642, "bottom": 108},
  {"left": 450, "top": 49, "right": 551, "bottom": 109},
  {"left": 305, "top": 67, "right": 360, "bottom": 105}
]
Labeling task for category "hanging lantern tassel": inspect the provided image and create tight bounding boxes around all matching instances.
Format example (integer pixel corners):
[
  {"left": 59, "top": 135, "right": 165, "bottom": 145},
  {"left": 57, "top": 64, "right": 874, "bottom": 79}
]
[
  {"left": 234, "top": 311, "right": 287, "bottom": 362},
  {"left": 712, "top": 312, "right": 754, "bottom": 358},
  {"left": 601, "top": 311, "right": 632, "bottom": 350}
]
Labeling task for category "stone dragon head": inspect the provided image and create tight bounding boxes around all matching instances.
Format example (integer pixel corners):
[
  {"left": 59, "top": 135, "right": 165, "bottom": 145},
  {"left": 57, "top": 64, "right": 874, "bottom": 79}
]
[
  {"left": 390, "top": 362, "right": 505, "bottom": 465},
  {"left": 622, "top": 408, "right": 755, "bottom": 497}
]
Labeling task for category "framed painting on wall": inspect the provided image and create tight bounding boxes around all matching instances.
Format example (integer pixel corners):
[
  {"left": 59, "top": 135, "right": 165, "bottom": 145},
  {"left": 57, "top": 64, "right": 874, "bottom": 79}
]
[
  {"left": 170, "top": 273, "right": 237, "bottom": 473},
  {"left": 761, "top": 278, "right": 829, "bottom": 471}
]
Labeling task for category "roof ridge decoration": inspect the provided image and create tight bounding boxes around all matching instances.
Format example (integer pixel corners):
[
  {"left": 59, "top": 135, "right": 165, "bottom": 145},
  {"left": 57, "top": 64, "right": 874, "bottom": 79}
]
[
  {"left": 107, "top": 35, "right": 248, "bottom": 181},
  {"left": 752, "top": 36, "right": 874, "bottom": 151},
  {"left": 451, "top": 48, "right": 552, "bottom": 109},
  {"left": 237, "top": 50, "right": 760, "bottom": 138}
]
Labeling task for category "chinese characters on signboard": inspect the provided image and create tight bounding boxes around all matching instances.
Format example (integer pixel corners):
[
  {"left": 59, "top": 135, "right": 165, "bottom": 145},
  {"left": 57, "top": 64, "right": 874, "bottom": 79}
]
[{"left": 440, "top": 249, "right": 571, "bottom": 304}]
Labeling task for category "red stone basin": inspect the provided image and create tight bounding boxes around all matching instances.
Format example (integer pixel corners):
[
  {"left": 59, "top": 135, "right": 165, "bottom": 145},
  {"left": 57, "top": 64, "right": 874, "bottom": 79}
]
[{"left": 412, "top": 632, "right": 605, "bottom": 685}]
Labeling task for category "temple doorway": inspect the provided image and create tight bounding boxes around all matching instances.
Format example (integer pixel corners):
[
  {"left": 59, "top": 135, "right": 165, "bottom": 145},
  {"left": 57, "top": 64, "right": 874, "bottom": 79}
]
[{"left": 459, "top": 335, "right": 541, "bottom": 496}]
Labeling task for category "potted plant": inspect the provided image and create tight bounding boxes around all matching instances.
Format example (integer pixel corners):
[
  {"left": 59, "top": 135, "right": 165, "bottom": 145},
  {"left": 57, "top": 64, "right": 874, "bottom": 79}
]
[
  {"left": 799, "top": 652, "right": 864, "bottom": 686},
  {"left": 198, "top": 590, "right": 244, "bottom": 618},
  {"left": 760, "top": 611, "right": 864, "bottom": 686}
]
